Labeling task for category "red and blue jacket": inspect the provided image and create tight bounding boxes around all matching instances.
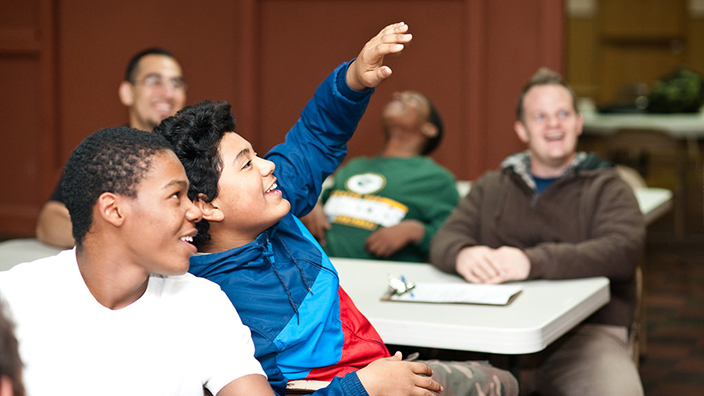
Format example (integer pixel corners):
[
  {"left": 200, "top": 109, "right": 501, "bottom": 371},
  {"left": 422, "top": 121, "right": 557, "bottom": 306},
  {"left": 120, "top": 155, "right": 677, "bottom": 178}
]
[{"left": 189, "top": 61, "right": 390, "bottom": 396}]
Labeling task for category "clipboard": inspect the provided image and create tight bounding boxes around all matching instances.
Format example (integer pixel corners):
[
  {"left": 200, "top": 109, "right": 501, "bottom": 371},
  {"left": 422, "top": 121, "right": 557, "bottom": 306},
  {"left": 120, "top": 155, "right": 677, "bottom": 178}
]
[{"left": 382, "top": 277, "right": 522, "bottom": 306}]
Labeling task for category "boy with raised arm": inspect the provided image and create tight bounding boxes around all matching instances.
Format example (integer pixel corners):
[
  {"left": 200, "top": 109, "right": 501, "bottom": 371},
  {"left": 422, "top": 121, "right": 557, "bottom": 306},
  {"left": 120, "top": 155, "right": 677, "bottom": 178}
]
[{"left": 156, "top": 22, "right": 517, "bottom": 396}]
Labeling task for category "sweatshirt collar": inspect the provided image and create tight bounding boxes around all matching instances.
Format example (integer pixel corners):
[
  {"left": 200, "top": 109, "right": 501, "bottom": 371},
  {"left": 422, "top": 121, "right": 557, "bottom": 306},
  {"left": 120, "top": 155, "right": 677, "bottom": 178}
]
[{"left": 501, "top": 150, "right": 588, "bottom": 191}]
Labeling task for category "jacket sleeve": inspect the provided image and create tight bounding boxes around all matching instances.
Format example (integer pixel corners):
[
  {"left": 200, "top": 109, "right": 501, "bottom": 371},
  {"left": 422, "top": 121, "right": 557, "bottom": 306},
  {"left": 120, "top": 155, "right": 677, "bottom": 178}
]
[
  {"left": 309, "top": 372, "right": 369, "bottom": 396},
  {"left": 429, "top": 175, "right": 488, "bottom": 273},
  {"left": 416, "top": 172, "right": 460, "bottom": 256},
  {"left": 266, "top": 61, "right": 373, "bottom": 219},
  {"left": 320, "top": 160, "right": 349, "bottom": 205},
  {"left": 524, "top": 174, "right": 645, "bottom": 281}
]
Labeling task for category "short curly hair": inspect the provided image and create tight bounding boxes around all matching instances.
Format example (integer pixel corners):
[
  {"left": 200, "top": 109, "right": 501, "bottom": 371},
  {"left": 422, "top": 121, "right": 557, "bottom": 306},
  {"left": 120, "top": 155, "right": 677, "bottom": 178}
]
[
  {"left": 62, "top": 127, "right": 174, "bottom": 248},
  {"left": 0, "top": 299, "right": 24, "bottom": 396},
  {"left": 153, "top": 100, "right": 236, "bottom": 248}
]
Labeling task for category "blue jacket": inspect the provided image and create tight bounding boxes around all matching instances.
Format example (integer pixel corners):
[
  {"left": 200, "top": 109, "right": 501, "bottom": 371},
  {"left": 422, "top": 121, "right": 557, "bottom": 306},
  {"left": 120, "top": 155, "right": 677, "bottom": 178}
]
[{"left": 190, "top": 62, "right": 389, "bottom": 396}]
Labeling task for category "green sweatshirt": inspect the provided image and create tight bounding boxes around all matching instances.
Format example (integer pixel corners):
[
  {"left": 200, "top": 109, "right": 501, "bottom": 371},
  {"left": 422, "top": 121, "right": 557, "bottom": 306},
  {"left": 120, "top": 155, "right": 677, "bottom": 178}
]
[{"left": 322, "top": 155, "right": 459, "bottom": 262}]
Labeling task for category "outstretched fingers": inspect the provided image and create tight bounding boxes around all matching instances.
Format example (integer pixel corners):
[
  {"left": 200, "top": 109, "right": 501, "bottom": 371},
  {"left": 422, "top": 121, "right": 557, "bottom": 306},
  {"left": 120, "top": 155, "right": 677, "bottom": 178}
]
[
  {"left": 373, "top": 21, "right": 412, "bottom": 56},
  {"left": 347, "top": 22, "right": 413, "bottom": 90}
]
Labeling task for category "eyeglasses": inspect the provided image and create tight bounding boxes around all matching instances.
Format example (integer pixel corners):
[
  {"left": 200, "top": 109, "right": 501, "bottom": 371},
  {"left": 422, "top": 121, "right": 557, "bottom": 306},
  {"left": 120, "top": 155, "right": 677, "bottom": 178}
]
[{"left": 133, "top": 74, "right": 188, "bottom": 92}]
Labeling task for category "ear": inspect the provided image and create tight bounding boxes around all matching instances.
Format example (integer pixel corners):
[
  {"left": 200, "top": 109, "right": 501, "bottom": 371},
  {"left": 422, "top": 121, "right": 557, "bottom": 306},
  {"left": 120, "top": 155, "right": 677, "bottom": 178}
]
[
  {"left": 420, "top": 123, "right": 438, "bottom": 139},
  {"left": 118, "top": 81, "right": 134, "bottom": 107},
  {"left": 195, "top": 195, "right": 224, "bottom": 223},
  {"left": 96, "top": 192, "right": 125, "bottom": 227},
  {"left": 514, "top": 120, "right": 529, "bottom": 144},
  {"left": 575, "top": 113, "right": 584, "bottom": 137}
]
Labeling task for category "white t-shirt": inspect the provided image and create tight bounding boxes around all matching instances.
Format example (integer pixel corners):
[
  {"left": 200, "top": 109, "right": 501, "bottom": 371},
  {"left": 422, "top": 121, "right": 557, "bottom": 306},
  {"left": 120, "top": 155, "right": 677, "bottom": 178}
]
[{"left": 0, "top": 249, "right": 265, "bottom": 396}]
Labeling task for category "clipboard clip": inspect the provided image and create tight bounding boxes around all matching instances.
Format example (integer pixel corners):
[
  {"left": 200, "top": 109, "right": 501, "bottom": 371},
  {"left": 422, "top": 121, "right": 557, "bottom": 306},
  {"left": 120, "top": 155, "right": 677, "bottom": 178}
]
[{"left": 387, "top": 274, "right": 416, "bottom": 296}]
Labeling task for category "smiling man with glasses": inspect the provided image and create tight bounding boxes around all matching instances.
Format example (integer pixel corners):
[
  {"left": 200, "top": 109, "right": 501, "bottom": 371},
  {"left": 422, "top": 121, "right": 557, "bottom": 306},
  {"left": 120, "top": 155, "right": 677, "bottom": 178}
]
[
  {"left": 118, "top": 48, "right": 188, "bottom": 133},
  {"left": 36, "top": 48, "right": 188, "bottom": 249}
]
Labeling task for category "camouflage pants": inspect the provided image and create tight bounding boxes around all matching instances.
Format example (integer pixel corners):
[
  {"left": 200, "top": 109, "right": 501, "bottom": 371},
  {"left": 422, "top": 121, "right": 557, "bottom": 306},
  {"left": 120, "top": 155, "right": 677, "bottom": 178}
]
[{"left": 417, "top": 359, "right": 519, "bottom": 396}]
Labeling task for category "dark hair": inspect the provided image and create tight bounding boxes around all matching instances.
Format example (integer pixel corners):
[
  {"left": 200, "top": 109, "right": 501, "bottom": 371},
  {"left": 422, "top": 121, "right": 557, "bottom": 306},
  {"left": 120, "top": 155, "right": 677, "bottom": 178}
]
[
  {"left": 0, "top": 300, "right": 24, "bottom": 396},
  {"left": 421, "top": 98, "right": 444, "bottom": 155},
  {"left": 153, "top": 100, "right": 236, "bottom": 248},
  {"left": 124, "top": 48, "right": 175, "bottom": 83},
  {"left": 515, "top": 67, "right": 578, "bottom": 122},
  {"left": 62, "top": 127, "right": 174, "bottom": 248}
]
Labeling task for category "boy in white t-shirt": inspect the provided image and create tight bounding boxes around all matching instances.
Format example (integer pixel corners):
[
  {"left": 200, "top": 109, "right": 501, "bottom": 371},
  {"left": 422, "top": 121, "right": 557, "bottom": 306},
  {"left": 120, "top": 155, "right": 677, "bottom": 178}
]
[{"left": 0, "top": 127, "right": 275, "bottom": 396}]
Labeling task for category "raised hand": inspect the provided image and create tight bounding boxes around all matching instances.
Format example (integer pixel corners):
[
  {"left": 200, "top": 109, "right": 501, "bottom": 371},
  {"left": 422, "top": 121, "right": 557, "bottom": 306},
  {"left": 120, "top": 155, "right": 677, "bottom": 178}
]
[{"left": 346, "top": 22, "right": 413, "bottom": 91}]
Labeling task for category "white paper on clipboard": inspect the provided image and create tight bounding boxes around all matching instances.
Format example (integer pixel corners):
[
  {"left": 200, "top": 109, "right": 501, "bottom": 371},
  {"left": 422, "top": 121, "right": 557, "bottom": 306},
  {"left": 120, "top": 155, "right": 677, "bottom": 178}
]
[{"left": 384, "top": 282, "right": 522, "bottom": 306}]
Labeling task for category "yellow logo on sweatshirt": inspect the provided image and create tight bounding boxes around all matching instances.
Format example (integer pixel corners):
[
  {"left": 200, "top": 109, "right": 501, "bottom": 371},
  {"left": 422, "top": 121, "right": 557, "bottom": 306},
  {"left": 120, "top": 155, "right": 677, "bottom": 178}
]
[{"left": 324, "top": 190, "right": 408, "bottom": 231}]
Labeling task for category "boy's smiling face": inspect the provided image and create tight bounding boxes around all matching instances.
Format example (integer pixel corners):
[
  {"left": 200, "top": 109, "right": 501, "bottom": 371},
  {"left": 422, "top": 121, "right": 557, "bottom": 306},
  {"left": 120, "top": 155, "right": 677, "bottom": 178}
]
[
  {"left": 121, "top": 150, "right": 201, "bottom": 275},
  {"left": 203, "top": 132, "right": 291, "bottom": 248}
]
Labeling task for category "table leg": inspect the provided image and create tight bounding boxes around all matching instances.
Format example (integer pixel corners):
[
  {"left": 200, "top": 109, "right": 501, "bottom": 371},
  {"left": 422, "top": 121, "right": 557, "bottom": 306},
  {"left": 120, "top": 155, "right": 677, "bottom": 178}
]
[{"left": 508, "top": 355, "right": 521, "bottom": 380}]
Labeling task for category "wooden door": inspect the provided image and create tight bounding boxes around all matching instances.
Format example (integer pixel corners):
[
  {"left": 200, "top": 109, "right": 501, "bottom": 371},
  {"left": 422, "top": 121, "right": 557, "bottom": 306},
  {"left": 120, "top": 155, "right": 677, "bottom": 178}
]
[{"left": 597, "top": 0, "right": 687, "bottom": 104}]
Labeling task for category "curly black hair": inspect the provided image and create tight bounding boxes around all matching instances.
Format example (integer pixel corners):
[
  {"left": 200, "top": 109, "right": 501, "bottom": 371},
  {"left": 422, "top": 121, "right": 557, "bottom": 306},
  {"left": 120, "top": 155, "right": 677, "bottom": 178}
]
[
  {"left": 153, "top": 100, "right": 236, "bottom": 248},
  {"left": 62, "top": 126, "right": 174, "bottom": 248},
  {"left": 0, "top": 299, "right": 24, "bottom": 396}
]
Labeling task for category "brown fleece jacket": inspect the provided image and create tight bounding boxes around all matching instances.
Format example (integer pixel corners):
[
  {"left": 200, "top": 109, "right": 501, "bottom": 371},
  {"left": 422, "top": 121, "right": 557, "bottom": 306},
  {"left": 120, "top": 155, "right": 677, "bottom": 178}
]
[{"left": 430, "top": 152, "right": 645, "bottom": 328}]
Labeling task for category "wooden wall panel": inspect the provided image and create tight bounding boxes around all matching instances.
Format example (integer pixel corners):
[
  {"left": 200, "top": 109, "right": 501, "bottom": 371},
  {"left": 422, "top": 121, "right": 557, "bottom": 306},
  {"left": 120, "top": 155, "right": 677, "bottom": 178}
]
[
  {"left": 480, "top": 0, "right": 564, "bottom": 170},
  {"left": 566, "top": 17, "right": 598, "bottom": 98},
  {"left": 0, "top": 0, "right": 54, "bottom": 237},
  {"left": 0, "top": 0, "right": 564, "bottom": 238},
  {"left": 0, "top": 58, "right": 43, "bottom": 234},
  {"left": 686, "top": 18, "right": 704, "bottom": 75},
  {"left": 568, "top": 0, "right": 692, "bottom": 105},
  {"left": 601, "top": 0, "right": 686, "bottom": 39},
  {"left": 55, "top": 0, "right": 242, "bottom": 163},
  {"left": 599, "top": 44, "right": 684, "bottom": 103},
  {"left": 257, "top": 0, "right": 563, "bottom": 178},
  {"left": 0, "top": 1, "right": 37, "bottom": 41},
  {"left": 257, "top": 0, "right": 464, "bottom": 173}
]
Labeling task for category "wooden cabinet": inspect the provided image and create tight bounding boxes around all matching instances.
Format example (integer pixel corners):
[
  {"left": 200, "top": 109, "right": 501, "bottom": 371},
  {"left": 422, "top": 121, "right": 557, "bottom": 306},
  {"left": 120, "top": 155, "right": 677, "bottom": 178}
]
[
  {"left": 567, "top": 0, "right": 693, "bottom": 104},
  {"left": 600, "top": 0, "right": 685, "bottom": 39},
  {"left": 598, "top": 0, "right": 687, "bottom": 103}
]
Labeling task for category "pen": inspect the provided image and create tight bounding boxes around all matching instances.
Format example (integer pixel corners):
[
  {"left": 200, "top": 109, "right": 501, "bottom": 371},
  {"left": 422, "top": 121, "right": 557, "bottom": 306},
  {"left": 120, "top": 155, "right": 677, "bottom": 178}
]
[{"left": 401, "top": 275, "right": 415, "bottom": 298}]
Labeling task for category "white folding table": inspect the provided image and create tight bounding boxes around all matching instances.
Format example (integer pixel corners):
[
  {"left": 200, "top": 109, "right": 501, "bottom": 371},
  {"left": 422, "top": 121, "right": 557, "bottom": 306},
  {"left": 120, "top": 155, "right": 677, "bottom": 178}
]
[{"left": 333, "top": 257, "right": 610, "bottom": 355}]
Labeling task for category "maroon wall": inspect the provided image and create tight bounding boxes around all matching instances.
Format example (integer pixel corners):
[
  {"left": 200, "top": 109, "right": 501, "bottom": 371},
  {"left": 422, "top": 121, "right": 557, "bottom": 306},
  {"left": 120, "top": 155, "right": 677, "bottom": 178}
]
[{"left": 0, "top": 0, "right": 564, "bottom": 237}]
